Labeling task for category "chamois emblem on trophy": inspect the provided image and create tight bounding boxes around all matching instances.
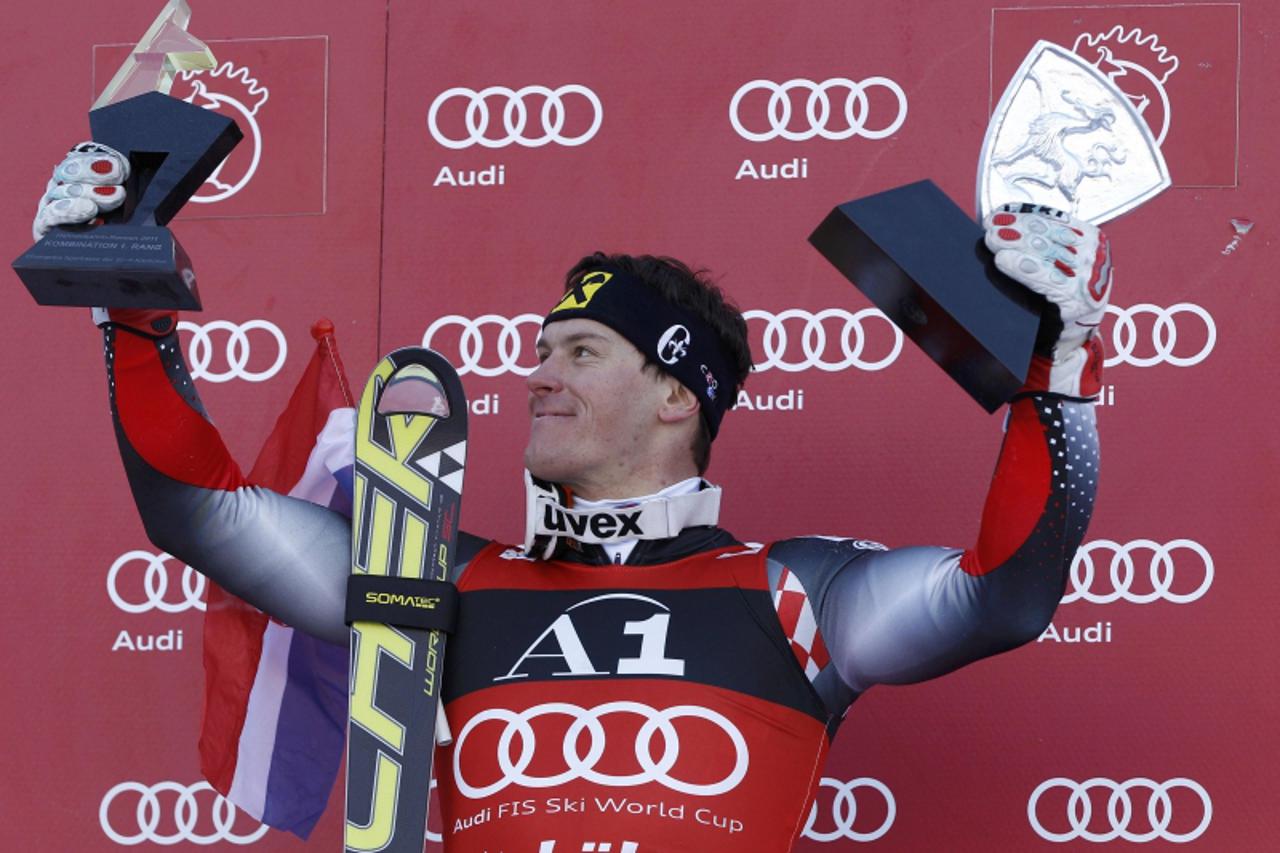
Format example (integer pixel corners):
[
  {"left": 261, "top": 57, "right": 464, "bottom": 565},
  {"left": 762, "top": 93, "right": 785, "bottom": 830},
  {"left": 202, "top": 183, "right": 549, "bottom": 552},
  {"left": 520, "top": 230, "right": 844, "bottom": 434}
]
[
  {"left": 990, "top": 72, "right": 1128, "bottom": 213},
  {"left": 977, "top": 41, "right": 1170, "bottom": 225}
]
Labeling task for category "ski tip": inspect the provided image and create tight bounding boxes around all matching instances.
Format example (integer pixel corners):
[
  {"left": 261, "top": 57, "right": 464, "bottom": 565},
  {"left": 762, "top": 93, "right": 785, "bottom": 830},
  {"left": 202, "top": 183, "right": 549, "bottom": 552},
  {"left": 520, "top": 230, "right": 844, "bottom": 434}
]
[{"left": 379, "top": 364, "right": 450, "bottom": 417}]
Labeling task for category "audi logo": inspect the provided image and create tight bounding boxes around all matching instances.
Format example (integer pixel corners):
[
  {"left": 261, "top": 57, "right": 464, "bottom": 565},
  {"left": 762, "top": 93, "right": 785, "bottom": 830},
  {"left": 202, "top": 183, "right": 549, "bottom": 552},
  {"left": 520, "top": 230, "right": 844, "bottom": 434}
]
[
  {"left": 1065, "top": 539, "right": 1213, "bottom": 605},
  {"left": 177, "top": 319, "right": 287, "bottom": 383},
  {"left": 745, "top": 308, "right": 902, "bottom": 372},
  {"left": 729, "top": 77, "right": 908, "bottom": 142},
  {"left": 1102, "top": 303, "right": 1215, "bottom": 368},
  {"left": 107, "top": 550, "right": 206, "bottom": 614},
  {"left": 423, "top": 313, "right": 543, "bottom": 377},
  {"left": 100, "top": 780, "right": 269, "bottom": 845},
  {"left": 427, "top": 84, "right": 603, "bottom": 149},
  {"left": 452, "top": 701, "right": 749, "bottom": 798},
  {"left": 421, "top": 308, "right": 902, "bottom": 377},
  {"left": 1028, "top": 777, "right": 1212, "bottom": 843},
  {"left": 802, "top": 776, "right": 895, "bottom": 843}
]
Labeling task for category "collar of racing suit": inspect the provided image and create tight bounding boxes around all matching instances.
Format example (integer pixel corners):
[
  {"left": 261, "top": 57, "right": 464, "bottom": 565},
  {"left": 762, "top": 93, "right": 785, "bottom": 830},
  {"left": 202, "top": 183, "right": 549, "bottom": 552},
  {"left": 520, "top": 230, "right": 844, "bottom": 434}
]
[{"left": 522, "top": 472, "right": 737, "bottom": 565}]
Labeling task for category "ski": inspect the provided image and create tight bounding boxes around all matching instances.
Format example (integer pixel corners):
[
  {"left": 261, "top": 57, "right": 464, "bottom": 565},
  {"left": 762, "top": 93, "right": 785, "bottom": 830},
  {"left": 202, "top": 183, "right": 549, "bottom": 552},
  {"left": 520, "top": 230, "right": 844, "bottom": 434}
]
[{"left": 344, "top": 348, "right": 467, "bottom": 853}]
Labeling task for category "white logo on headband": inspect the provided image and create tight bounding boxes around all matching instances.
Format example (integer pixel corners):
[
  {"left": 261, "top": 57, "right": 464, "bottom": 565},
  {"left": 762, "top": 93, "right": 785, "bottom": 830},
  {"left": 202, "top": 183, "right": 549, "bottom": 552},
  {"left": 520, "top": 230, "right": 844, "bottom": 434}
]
[{"left": 657, "top": 324, "right": 691, "bottom": 365}]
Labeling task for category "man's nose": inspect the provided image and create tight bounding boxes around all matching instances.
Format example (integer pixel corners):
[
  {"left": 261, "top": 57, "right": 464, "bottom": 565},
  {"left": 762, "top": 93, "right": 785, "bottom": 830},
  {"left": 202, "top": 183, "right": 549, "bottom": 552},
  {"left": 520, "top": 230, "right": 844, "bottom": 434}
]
[{"left": 527, "top": 355, "right": 563, "bottom": 395}]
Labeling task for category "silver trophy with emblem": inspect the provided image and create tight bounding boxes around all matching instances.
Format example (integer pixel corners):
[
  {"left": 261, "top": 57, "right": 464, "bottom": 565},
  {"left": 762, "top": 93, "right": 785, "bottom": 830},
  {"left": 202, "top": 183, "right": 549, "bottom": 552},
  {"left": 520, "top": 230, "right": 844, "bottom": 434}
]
[
  {"left": 810, "top": 40, "right": 1170, "bottom": 410},
  {"left": 978, "top": 40, "right": 1169, "bottom": 224}
]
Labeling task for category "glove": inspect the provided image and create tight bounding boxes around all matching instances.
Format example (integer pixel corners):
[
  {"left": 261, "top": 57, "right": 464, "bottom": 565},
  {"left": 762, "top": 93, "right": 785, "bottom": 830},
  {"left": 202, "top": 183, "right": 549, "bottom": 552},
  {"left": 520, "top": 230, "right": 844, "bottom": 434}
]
[
  {"left": 983, "top": 203, "right": 1111, "bottom": 398},
  {"left": 33, "top": 143, "right": 176, "bottom": 336},
  {"left": 32, "top": 142, "right": 130, "bottom": 242}
]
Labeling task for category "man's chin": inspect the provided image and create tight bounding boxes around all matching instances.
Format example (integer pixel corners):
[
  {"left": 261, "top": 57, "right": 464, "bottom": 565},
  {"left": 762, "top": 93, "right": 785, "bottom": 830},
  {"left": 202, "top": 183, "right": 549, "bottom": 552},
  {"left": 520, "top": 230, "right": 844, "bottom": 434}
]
[
  {"left": 525, "top": 452, "right": 590, "bottom": 492},
  {"left": 523, "top": 448, "right": 564, "bottom": 484}
]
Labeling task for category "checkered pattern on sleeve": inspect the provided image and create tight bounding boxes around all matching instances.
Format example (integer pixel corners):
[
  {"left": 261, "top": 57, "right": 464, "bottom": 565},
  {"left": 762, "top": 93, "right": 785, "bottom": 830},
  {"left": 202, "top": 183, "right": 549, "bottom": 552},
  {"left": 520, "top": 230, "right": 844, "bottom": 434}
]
[{"left": 772, "top": 567, "right": 831, "bottom": 681}]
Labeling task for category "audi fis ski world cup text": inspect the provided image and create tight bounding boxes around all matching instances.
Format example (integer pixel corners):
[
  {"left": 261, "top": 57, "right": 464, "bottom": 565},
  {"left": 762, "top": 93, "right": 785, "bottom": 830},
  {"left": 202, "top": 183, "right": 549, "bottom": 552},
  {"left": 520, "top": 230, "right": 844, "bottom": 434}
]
[{"left": 451, "top": 701, "right": 748, "bottom": 836}]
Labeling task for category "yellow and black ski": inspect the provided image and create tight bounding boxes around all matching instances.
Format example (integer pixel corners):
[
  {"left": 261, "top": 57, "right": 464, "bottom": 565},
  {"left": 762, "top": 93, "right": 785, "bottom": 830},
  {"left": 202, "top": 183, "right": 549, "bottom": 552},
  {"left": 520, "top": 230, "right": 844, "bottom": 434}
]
[{"left": 344, "top": 348, "right": 466, "bottom": 853}]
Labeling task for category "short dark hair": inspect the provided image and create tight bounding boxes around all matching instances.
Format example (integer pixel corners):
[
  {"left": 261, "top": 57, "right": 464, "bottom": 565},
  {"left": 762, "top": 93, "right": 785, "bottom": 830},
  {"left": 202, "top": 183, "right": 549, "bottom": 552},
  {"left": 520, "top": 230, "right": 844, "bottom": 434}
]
[{"left": 562, "top": 252, "right": 752, "bottom": 474}]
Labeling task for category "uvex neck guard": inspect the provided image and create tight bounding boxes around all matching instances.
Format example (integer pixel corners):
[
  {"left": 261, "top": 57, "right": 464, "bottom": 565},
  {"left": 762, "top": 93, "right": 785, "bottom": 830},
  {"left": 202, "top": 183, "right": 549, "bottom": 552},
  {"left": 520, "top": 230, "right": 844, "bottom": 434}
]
[
  {"left": 523, "top": 472, "right": 722, "bottom": 560},
  {"left": 543, "top": 265, "right": 738, "bottom": 438}
]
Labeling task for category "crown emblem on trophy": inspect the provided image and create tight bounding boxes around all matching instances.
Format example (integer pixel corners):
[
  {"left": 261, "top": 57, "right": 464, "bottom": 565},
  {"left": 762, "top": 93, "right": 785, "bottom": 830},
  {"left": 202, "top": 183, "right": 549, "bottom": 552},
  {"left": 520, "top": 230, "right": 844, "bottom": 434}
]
[
  {"left": 180, "top": 61, "right": 270, "bottom": 115},
  {"left": 172, "top": 61, "right": 271, "bottom": 204},
  {"left": 1072, "top": 27, "right": 1179, "bottom": 145}
]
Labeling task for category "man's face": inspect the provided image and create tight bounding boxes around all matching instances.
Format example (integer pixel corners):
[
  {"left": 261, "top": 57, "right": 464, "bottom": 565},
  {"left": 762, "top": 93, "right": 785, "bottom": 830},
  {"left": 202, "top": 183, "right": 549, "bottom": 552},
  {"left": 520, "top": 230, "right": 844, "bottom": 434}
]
[{"left": 524, "top": 318, "right": 673, "bottom": 498}]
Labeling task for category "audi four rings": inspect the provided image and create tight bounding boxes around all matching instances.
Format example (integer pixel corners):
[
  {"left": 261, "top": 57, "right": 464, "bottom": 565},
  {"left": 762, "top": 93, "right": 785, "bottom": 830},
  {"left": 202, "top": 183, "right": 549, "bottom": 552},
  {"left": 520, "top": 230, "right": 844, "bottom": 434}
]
[
  {"left": 451, "top": 701, "right": 749, "bottom": 798},
  {"left": 428, "top": 85, "right": 604, "bottom": 149},
  {"left": 423, "top": 313, "right": 545, "bottom": 377},
  {"left": 744, "top": 308, "right": 902, "bottom": 372},
  {"left": 107, "top": 551, "right": 206, "bottom": 614},
  {"left": 178, "top": 319, "right": 287, "bottom": 383},
  {"left": 1027, "top": 777, "right": 1212, "bottom": 843},
  {"left": 172, "top": 304, "right": 1211, "bottom": 385},
  {"left": 1064, "top": 539, "right": 1213, "bottom": 604},
  {"left": 802, "top": 777, "right": 896, "bottom": 843},
  {"left": 422, "top": 309, "right": 903, "bottom": 376},
  {"left": 729, "top": 77, "right": 909, "bottom": 142},
  {"left": 1103, "top": 303, "right": 1216, "bottom": 367},
  {"left": 100, "top": 781, "right": 268, "bottom": 846}
]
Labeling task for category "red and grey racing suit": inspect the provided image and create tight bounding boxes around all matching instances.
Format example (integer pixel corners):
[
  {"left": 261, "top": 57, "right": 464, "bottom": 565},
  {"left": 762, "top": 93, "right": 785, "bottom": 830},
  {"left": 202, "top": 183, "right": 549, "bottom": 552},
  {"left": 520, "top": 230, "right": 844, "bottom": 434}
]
[{"left": 103, "top": 316, "right": 1098, "bottom": 852}]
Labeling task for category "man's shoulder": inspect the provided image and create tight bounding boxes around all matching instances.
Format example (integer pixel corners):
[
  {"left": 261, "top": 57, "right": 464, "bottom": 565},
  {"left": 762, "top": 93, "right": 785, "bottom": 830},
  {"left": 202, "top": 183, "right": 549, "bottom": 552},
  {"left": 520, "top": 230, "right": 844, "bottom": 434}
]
[
  {"left": 767, "top": 535, "right": 890, "bottom": 560},
  {"left": 762, "top": 535, "right": 891, "bottom": 595}
]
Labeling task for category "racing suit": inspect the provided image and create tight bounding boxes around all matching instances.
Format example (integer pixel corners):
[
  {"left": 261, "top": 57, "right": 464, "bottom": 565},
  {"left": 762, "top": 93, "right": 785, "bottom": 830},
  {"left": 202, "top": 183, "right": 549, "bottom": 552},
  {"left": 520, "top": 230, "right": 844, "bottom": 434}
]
[{"left": 103, "top": 316, "right": 1097, "bottom": 851}]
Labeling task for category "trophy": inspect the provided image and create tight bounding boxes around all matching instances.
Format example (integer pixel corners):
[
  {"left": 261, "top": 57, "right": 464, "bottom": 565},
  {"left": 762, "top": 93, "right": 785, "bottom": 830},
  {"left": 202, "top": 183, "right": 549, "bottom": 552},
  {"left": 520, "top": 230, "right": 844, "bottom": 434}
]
[
  {"left": 809, "top": 41, "right": 1171, "bottom": 411},
  {"left": 12, "top": 0, "right": 242, "bottom": 310}
]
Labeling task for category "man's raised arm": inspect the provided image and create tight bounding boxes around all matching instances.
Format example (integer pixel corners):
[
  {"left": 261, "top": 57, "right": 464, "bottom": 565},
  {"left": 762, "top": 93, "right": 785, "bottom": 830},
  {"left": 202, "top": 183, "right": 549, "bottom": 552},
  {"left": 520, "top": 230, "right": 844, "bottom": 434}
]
[
  {"left": 103, "top": 309, "right": 354, "bottom": 644},
  {"left": 769, "top": 205, "right": 1109, "bottom": 707},
  {"left": 34, "top": 141, "right": 355, "bottom": 643}
]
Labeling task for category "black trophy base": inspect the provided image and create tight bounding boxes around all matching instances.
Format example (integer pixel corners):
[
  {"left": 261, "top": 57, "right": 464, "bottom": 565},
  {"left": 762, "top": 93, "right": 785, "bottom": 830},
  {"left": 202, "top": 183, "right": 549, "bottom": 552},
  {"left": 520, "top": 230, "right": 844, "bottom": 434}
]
[
  {"left": 809, "top": 180, "right": 1042, "bottom": 412},
  {"left": 13, "top": 224, "right": 201, "bottom": 310}
]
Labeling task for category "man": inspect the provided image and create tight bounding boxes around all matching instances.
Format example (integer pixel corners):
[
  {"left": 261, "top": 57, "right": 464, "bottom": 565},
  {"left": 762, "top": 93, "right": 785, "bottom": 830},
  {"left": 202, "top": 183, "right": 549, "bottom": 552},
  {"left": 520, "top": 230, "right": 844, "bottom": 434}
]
[{"left": 37, "top": 142, "right": 1108, "bottom": 851}]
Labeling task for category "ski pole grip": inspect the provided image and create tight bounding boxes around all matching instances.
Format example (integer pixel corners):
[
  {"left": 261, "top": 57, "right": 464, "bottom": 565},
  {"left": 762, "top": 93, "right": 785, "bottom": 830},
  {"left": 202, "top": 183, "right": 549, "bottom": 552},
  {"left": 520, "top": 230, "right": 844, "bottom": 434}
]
[{"left": 344, "top": 575, "right": 459, "bottom": 633}]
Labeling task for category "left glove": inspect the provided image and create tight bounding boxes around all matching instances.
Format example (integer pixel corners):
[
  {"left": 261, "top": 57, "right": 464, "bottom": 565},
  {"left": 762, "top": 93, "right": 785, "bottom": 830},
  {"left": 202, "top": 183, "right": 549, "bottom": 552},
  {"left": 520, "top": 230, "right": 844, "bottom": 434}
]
[
  {"left": 32, "top": 141, "right": 130, "bottom": 242},
  {"left": 983, "top": 203, "right": 1111, "bottom": 398}
]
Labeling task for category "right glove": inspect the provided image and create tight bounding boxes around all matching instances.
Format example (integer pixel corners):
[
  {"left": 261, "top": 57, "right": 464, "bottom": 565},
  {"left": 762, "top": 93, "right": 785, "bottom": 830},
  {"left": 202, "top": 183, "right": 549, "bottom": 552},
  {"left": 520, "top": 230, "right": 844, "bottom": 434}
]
[
  {"left": 983, "top": 203, "right": 1111, "bottom": 398},
  {"left": 32, "top": 142, "right": 130, "bottom": 242}
]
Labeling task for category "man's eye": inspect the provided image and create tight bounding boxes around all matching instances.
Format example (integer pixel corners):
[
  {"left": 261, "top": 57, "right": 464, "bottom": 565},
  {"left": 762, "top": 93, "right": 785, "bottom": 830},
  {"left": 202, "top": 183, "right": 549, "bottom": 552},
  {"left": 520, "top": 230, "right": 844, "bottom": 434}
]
[
  {"left": 574, "top": 346, "right": 596, "bottom": 358},
  {"left": 536, "top": 350, "right": 549, "bottom": 363}
]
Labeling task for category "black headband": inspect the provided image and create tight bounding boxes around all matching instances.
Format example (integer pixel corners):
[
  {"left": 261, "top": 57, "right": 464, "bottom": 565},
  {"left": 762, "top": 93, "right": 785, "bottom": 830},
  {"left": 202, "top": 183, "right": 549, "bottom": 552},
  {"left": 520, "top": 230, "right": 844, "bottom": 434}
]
[{"left": 543, "top": 265, "right": 738, "bottom": 438}]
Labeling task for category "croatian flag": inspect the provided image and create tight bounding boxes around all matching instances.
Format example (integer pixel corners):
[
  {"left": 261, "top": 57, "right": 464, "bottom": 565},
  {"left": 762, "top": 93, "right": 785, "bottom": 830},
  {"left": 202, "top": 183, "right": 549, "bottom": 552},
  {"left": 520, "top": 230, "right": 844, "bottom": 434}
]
[{"left": 199, "top": 320, "right": 356, "bottom": 838}]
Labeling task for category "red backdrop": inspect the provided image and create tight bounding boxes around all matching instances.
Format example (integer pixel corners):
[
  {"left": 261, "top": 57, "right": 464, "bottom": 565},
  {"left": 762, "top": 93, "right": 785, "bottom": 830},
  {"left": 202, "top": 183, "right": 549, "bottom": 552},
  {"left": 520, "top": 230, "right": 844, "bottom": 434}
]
[{"left": 1, "top": 0, "right": 1274, "bottom": 850}]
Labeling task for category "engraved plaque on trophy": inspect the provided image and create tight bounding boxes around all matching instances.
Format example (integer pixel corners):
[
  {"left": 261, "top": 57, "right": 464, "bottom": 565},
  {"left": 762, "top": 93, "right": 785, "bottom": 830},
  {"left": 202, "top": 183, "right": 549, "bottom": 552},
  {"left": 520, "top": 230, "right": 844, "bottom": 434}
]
[
  {"left": 12, "top": 0, "right": 242, "bottom": 310},
  {"left": 810, "top": 40, "right": 1170, "bottom": 411}
]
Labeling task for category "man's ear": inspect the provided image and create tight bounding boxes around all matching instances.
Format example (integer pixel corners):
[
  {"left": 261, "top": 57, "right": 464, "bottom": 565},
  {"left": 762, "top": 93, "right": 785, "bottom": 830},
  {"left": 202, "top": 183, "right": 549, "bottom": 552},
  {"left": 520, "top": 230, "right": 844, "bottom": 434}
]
[{"left": 657, "top": 378, "right": 701, "bottom": 425}]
